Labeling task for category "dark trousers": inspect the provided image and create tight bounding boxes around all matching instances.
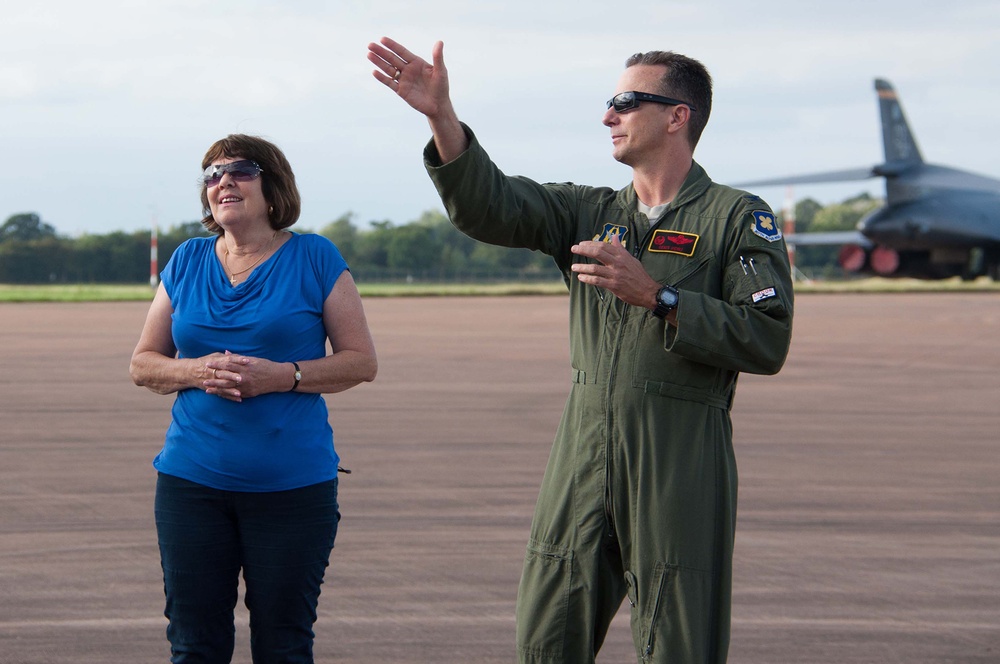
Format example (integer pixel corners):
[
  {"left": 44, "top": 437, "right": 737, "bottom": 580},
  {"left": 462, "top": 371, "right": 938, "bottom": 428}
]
[{"left": 154, "top": 473, "right": 340, "bottom": 664}]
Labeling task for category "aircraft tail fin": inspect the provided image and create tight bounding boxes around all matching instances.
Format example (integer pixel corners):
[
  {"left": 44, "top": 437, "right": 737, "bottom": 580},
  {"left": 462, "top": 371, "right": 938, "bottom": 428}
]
[{"left": 875, "top": 79, "right": 923, "bottom": 165}]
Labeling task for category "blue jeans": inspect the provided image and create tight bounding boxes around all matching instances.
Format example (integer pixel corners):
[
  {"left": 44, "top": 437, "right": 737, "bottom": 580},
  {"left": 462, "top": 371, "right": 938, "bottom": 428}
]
[{"left": 154, "top": 473, "right": 340, "bottom": 664}]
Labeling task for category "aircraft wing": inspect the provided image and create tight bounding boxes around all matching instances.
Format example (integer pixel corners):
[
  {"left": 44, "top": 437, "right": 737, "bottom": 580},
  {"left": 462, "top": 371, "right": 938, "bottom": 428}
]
[
  {"left": 732, "top": 167, "right": 877, "bottom": 188},
  {"left": 903, "top": 164, "right": 1000, "bottom": 194},
  {"left": 785, "top": 231, "right": 871, "bottom": 248},
  {"left": 734, "top": 164, "right": 1000, "bottom": 193}
]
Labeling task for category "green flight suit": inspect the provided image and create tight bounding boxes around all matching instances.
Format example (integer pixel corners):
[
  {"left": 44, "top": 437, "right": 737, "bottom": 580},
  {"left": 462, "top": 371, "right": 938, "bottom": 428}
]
[{"left": 425, "top": 126, "right": 793, "bottom": 664}]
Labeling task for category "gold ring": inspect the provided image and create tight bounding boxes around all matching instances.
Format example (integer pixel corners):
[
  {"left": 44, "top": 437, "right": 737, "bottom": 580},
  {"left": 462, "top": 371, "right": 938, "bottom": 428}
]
[
  {"left": 392, "top": 68, "right": 402, "bottom": 82},
  {"left": 213, "top": 369, "right": 219, "bottom": 379}
]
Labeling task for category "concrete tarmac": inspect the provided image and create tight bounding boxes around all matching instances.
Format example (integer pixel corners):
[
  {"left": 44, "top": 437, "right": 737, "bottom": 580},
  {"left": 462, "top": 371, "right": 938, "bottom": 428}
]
[{"left": 0, "top": 293, "right": 997, "bottom": 663}]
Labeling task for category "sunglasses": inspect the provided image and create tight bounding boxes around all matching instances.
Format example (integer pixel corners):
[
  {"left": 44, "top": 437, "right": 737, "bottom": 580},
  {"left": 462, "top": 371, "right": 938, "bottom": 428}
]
[
  {"left": 203, "top": 160, "right": 264, "bottom": 188},
  {"left": 606, "top": 91, "right": 697, "bottom": 113}
]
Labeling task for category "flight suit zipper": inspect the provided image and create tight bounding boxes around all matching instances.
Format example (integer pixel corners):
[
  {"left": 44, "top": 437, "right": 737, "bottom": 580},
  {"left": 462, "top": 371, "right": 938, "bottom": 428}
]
[
  {"left": 603, "top": 209, "right": 687, "bottom": 535},
  {"left": 601, "top": 215, "right": 644, "bottom": 537},
  {"left": 602, "top": 298, "right": 630, "bottom": 538}
]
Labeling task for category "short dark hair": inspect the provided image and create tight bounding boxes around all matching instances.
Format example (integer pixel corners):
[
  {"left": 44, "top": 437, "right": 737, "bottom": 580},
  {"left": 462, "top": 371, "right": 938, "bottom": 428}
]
[
  {"left": 624, "top": 51, "right": 712, "bottom": 150},
  {"left": 199, "top": 134, "right": 301, "bottom": 235}
]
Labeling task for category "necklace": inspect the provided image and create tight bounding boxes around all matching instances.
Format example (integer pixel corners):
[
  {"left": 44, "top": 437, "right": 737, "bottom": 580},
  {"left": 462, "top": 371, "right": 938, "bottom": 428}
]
[{"left": 224, "top": 231, "right": 278, "bottom": 286}]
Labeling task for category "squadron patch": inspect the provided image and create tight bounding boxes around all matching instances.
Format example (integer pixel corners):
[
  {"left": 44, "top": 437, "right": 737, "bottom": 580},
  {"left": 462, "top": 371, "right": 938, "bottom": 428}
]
[
  {"left": 647, "top": 230, "right": 699, "bottom": 257},
  {"left": 593, "top": 223, "right": 629, "bottom": 247},
  {"left": 750, "top": 211, "right": 782, "bottom": 242}
]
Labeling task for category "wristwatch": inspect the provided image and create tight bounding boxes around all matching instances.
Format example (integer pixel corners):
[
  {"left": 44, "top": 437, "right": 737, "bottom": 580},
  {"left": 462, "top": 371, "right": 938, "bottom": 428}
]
[
  {"left": 291, "top": 362, "right": 302, "bottom": 391},
  {"left": 652, "top": 285, "right": 679, "bottom": 319}
]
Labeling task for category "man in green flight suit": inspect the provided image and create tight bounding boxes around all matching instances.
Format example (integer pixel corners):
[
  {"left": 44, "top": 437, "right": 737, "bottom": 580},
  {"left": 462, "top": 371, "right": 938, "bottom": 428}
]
[{"left": 369, "top": 37, "right": 794, "bottom": 663}]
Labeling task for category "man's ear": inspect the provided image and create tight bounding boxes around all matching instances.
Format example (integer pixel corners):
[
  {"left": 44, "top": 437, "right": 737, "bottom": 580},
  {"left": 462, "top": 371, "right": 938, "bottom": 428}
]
[{"left": 665, "top": 104, "right": 691, "bottom": 136}]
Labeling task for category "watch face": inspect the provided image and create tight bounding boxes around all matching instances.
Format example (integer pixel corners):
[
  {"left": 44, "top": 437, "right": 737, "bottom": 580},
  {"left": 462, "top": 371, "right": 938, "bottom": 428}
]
[{"left": 659, "top": 287, "right": 678, "bottom": 307}]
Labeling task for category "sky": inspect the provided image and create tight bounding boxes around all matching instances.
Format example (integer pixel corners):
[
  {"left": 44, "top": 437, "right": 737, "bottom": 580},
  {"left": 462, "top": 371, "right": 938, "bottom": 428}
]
[{"left": 3, "top": 1, "right": 999, "bottom": 237}]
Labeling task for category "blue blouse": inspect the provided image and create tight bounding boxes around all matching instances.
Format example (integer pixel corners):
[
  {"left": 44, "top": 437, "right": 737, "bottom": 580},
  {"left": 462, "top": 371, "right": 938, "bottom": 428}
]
[{"left": 154, "top": 232, "right": 347, "bottom": 492}]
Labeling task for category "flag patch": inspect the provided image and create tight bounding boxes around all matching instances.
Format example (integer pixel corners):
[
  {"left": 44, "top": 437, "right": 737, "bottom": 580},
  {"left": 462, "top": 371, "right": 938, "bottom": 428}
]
[{"left": 752, "top": 287, "right": 777, "bottom": 303}]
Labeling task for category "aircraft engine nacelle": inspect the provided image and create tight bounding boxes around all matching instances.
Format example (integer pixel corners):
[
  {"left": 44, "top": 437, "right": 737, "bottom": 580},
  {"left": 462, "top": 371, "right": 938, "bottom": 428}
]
[
  {"left": 838, "top": 244, "right": 869, "bottom": 273},
  {"left": 838, "top": 243, "right": 951, "bottom": 278},
  {"left": 870, "top": 246, "right": 901, "bottom": 275},
  {"left": 838, "top": 244, "right": 901, "bottom": 276}
]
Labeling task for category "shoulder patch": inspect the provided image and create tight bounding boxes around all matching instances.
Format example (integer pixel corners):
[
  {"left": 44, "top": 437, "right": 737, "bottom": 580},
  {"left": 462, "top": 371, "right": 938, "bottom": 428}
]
[
  {"left": 593, "top": 223, "right": 629, "bottom": 247},
  {"left": 648, "top": 230, "right": 699, "bottom": 257},
  {"left": 750, "top": 211, "right": 782, "bottom": 242}
]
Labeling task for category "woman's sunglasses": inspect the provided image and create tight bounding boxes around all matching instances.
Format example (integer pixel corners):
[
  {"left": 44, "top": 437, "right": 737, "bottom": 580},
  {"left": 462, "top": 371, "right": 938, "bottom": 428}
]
[{"left": 203, "top": 160, "right": 264, "bottom": 188}]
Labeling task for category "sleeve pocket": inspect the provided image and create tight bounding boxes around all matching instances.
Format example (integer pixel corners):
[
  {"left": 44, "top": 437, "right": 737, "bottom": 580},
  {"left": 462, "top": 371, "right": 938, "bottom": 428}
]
[{"left": 726, "top": 255, "right": 789, "bottom": 317}]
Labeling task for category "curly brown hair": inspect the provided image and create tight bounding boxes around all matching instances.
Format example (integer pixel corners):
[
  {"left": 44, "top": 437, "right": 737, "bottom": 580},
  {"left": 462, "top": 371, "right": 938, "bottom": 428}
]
[{"left": 199, "top": 134, "right": 301, "bottom": 235}]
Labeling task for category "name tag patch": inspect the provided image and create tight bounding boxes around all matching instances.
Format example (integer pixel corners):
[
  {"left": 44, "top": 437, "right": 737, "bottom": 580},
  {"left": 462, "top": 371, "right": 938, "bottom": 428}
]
[
  {"left": 752, "top": 287, "right": 777, "bottom": 303},
  {"left": 647, "top": 230, "right": 699, "bottom": 257},
  {"left": 751, "top": 211, "right": 782, "bottom": 242},
  {"left": 593, "top": 223, "right": 629, "bottom": 247}
]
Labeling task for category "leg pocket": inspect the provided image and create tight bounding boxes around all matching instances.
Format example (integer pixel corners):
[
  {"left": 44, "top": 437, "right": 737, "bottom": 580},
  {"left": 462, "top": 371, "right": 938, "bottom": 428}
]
[
  {"left": 631, "top": 562, "right": 717, "bottom": 663},
  {"left": 629, "top": 563, "right": 669, "bottom": 662},
  {"left": 515, "top": 538, "right": 574, "bottom": 660}
]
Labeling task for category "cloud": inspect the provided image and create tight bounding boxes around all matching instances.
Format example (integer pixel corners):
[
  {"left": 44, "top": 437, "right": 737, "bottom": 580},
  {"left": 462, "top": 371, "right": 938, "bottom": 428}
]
[{"left": 2, "top": 0, "right": 999, "bottom": 235}]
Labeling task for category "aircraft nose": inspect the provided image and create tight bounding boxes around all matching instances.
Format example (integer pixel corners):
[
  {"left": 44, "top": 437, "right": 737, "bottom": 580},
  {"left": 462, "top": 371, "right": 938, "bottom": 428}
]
[
  {"left": 857, "top": 208, "right": 885, "bottom": 235},
  {"left": 862, "top": 215, "right": 927, "bottom": 239},
  {"left": 860, "top": 207, "right": 907, "bottom": 233}
]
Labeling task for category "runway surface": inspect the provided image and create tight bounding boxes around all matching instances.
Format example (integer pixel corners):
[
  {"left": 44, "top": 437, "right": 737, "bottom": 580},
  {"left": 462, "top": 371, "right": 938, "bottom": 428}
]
[{"left": 0, "top": 293, "right": 997, "bottom": 663}]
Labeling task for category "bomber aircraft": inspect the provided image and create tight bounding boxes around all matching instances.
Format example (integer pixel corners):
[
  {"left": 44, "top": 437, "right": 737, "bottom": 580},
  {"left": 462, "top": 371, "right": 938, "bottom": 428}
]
[{"left": 736, "top": 79, "right": 1000, "bottom": 280}]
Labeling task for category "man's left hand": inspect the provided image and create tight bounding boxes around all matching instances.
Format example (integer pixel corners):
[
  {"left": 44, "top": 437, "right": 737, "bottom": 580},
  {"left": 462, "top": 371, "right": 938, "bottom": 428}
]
[{"left": 570, "top": 234, "right": 660, "bottom": 309}]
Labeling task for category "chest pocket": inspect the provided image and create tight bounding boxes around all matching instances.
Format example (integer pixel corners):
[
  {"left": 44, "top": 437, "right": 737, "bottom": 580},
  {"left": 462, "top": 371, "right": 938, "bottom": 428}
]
[
  {"left": 645, "top": 247, "right": 718, "bottom": 294},
  {"left": 629, "top": 251, "right": 727, "bottom": 396}
]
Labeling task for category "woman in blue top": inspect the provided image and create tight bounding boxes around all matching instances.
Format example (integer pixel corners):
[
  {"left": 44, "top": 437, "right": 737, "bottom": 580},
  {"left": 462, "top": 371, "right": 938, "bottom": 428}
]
[{"left": 130, "top": 134, "right": 378, "bottom": 663}]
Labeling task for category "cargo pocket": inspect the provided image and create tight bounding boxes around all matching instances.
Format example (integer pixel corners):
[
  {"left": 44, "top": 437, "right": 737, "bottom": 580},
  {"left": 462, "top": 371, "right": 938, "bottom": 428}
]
[{"left": 516, "top": 538, "right": 574, "bottom": 659}]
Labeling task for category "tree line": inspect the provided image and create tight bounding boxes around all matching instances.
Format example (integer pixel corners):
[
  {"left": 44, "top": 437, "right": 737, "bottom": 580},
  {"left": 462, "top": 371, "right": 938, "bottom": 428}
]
[
  {"left": 783, "top": 192, "right": 880, "bottom": 279},
  {"left": 0, "top": 194, "right": 877, "bottom": 284},
  {"left": 0, "top": 210, "right": 557, "bottom": 284}
]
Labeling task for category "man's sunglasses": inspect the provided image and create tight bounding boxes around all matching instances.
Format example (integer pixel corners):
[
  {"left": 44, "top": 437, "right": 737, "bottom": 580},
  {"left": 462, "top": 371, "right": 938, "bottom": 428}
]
[
  {"left": 203, "top": 160, "right": 264, "bottom": 188},
  {"left": 607, "top": 91, "right": 697, "bottom": 113}
]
